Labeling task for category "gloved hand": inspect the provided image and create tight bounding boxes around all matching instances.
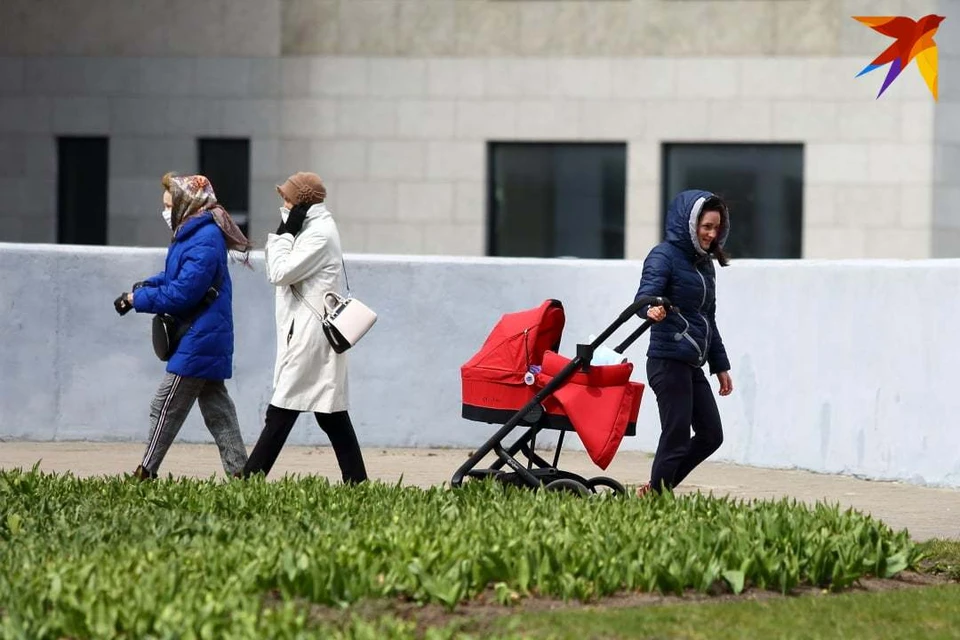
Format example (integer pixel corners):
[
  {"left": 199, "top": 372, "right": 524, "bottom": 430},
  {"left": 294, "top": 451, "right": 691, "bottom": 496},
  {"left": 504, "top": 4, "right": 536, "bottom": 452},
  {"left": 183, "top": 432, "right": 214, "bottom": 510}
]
[
  {"left": 275, "top": 218, "right": 287, "bottom": 235},
  {"left": 114, "top": 293, "right": 133, "bottom": 316},
  {"left": 284, "top": 203, "right": 309, "bottom": 236}
]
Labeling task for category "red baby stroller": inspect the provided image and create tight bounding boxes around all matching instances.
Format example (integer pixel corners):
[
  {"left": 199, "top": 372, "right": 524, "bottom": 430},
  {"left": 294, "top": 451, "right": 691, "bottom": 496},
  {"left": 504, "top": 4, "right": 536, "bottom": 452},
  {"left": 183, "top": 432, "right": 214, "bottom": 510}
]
[{"left": 451, "top": 296, "right": 670, "bottom": 496}]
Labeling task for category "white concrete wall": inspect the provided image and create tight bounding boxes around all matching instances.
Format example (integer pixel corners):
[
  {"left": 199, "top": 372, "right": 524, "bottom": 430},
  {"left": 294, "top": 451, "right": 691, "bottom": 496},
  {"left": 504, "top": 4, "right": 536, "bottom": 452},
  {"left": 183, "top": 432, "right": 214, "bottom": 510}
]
[{"left": 2, "top": 242, "right": 959, "bottom": 488}]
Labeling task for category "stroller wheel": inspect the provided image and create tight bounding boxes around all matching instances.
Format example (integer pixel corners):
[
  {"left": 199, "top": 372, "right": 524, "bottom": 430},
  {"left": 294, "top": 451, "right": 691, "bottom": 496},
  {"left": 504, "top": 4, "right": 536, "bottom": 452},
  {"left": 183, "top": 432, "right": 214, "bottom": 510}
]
[
  {"left": 586, "top": 476, "right": 627, "bottom": 495},
  {"left": 544, "top": 478, "right": 590, "bottom": 497}
]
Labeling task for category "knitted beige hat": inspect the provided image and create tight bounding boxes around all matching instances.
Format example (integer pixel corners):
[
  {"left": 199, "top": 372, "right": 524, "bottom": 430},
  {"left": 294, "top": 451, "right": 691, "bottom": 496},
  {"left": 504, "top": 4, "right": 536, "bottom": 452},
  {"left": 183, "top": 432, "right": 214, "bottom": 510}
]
[{"left": 276, "top": 171, "right": 326, "bottom": 206}]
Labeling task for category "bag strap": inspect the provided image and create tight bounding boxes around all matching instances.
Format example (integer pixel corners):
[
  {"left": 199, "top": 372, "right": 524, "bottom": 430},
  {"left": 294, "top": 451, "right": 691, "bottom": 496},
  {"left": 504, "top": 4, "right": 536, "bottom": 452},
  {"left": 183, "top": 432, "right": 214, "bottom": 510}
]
[
  {"left": 290, "top": 253, "right": 351, "bottom": 321},
  {"left": 340, "top": 256, "right": 351, "bottom": 297},
  {"left": 291, "top": 284, "right": 328, "bottom": 325},
  {"left": 171, "top": 267, "right": 225, "bottom": 342},
  {"left": 185, "top": 268, "right": 223, "bottom": 320}
]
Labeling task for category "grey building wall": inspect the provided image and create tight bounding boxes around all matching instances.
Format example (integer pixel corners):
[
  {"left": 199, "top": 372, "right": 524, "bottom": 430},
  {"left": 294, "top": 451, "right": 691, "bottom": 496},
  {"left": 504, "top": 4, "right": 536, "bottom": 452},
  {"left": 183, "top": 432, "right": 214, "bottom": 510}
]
[
  {"left": 0, "top": 0, "right": 282, "bottom": 245},
  {"left": 934, "top": 0, "right": 960, "bottom": 256},
  {"left": 5, "top": 0, "right": 931, "bottom": 59},
  {"left": 0, "top": 0, "right": 281, "bottom": 57},
  {"left": 280, "top": 0, "right": 877, "bottom": 58},
  {"left": 0, "top": 0, "right": 951, "bottom": 259}
]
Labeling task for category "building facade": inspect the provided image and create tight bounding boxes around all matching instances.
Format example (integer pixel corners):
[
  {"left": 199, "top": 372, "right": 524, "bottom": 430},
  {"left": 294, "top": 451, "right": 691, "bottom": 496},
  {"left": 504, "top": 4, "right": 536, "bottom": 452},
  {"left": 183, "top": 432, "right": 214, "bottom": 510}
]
[{"left": 0, "top": 0, "right": 957, "bottom": 259}]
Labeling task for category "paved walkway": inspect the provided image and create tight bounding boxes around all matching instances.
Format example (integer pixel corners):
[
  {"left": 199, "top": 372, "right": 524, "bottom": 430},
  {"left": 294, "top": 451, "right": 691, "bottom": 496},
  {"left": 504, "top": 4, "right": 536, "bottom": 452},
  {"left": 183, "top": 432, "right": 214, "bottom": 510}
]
[{"left": 2, "top": 442, "right": 957, "bottom": 542}]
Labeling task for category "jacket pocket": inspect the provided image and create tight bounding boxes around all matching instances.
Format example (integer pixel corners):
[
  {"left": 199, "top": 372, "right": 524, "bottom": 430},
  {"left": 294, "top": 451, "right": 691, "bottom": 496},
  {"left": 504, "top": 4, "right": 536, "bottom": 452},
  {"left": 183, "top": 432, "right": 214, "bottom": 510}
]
[{"left": 277, "top": 319, "right": 298, "bottom": 376}]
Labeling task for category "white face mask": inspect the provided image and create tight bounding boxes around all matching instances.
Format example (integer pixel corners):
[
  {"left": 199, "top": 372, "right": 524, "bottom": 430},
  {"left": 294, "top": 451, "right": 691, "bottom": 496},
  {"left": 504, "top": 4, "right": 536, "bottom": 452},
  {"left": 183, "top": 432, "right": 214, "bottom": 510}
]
[
  {"left": 279, "top": 206, "right": 290, "bottom": 223},
  {"left": 161, "top": 207, "right": 172, "bottom": 230}
]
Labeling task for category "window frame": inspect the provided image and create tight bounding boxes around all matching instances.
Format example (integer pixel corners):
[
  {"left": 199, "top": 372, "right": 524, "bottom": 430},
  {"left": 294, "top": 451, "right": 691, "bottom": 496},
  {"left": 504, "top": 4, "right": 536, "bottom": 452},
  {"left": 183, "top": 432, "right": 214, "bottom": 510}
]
[
  {"left": 486, "top": 141, "right": 628, "bottom": 260},
  {"left": 57, "top": 136, "right": 109, "bottom": 246},
  {"left": 197, "top": 137, "right": 251, "bottom": 237},
  {"left": 660, "top": 142, "right": 805, "bottom": 260}
]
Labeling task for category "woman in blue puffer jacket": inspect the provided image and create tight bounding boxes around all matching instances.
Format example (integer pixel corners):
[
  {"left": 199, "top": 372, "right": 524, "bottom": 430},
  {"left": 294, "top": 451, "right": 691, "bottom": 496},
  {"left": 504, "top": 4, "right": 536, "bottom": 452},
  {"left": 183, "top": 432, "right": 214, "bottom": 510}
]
[
  {"left": 115, "top": 173, "right": 253, "bottom": 480},
  {"left": 634, "top": 189, "right": 734, "bottom": 496}
]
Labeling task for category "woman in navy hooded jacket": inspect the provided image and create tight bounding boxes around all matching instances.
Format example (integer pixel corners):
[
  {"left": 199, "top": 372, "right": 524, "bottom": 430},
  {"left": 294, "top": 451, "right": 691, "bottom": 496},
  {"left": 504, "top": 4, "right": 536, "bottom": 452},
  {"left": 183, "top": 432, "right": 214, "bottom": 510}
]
[
  {"left": 115, "top": 173, "right": 253, "bottom": 480},
  {"left": 634, "top": 189, "right": 734, "bottom": 496}
]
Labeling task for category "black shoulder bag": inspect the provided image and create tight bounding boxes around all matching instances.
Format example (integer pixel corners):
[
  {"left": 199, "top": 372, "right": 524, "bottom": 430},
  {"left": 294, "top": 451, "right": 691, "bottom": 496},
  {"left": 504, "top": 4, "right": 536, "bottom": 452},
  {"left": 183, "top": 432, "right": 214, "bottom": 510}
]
[{"left": 151, "top": 270, "right": 224, "bottom": 362}]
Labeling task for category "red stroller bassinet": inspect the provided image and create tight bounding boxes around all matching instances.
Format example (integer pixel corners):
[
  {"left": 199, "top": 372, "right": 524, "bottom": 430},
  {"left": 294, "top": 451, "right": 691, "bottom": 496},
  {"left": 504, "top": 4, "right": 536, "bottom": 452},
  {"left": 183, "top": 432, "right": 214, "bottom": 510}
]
[{"left": 452, "top": 296, "right": 670, "bottom": 495}]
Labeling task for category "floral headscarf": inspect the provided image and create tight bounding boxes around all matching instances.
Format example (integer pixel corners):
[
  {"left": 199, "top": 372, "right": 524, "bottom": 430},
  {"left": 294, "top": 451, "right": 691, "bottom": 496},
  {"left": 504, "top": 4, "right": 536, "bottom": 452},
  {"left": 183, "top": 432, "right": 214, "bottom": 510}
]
[{"left": 165, "top": 173, "right": 253, "bottom": 267}]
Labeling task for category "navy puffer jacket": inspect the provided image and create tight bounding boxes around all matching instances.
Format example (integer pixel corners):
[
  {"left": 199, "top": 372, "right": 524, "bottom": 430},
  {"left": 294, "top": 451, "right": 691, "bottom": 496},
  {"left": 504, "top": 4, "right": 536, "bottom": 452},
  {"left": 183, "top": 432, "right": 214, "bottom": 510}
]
[{"left": 634, "top": 189, "right": 731, "bottom": 374}]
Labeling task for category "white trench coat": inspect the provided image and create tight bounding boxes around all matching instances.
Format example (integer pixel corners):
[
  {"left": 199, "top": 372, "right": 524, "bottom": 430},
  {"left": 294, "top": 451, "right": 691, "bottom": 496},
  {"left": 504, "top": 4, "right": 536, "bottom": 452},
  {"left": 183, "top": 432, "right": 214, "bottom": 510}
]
[{"left": 264, "top": 203, "right": 348, "bottom": 413}]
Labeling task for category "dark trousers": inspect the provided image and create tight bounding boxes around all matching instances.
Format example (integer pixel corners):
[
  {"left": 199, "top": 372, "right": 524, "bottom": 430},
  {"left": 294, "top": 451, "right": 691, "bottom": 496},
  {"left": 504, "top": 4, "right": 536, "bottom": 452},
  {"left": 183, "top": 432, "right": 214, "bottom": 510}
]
[
  {"left": 646, "top": 357, "right": 723, "bottom": 492},
  {"left": 242, "top": 405, "right": 368, "bottom": 483}
]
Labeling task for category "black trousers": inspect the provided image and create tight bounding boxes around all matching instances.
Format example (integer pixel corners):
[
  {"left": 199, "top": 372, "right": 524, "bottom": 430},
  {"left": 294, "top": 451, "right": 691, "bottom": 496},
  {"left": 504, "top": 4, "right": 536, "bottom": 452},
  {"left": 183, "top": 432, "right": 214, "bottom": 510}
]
[
  {"left": 242, "top": 405, "right": 368, "bottom": 483},
  {"left": 646, "top": 357, "right": 723, "bottom": 492}
]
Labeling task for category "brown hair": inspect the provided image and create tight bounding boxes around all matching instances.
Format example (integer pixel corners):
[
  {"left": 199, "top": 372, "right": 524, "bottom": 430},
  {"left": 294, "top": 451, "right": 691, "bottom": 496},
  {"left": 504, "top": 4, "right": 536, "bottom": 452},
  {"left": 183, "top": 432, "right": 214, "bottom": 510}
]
[
  {"left": 161, "top": 171, "right": 176, "bottom": 191},
  {"left": 701, "top": 195, "right": 730, "bottom": 267}
]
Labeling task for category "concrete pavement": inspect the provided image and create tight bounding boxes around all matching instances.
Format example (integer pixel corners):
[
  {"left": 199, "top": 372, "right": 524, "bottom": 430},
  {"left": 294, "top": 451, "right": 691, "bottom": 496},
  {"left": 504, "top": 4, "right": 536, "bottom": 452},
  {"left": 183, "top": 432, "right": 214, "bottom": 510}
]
[{"left": 1, "top": 442, "right": 957, "bottom": 541}]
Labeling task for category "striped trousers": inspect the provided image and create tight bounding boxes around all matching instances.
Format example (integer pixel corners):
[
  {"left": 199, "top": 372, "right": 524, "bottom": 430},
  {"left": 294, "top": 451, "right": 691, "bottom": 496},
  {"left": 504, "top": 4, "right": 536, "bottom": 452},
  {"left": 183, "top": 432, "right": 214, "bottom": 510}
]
[{"left": 141, "top": 373, "right": 248, "bottom": 476}]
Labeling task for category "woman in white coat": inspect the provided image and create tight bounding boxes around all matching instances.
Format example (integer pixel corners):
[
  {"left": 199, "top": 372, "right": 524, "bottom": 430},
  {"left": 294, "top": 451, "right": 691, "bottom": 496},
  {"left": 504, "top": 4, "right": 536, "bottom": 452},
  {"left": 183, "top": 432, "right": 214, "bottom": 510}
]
[{"left": 241, "top": 172, "right": 368, "bottom": 483}]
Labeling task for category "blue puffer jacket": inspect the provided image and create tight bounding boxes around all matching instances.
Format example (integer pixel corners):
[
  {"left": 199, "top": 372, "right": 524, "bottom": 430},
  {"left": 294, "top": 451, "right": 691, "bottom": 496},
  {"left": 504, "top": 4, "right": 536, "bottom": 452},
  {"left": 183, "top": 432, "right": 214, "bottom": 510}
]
[
  {"left": 634, "top": 189, "right": 731, "bottom": 374},
  {"left": 133, "top": 212, "right": 234, "bottom": 380}
]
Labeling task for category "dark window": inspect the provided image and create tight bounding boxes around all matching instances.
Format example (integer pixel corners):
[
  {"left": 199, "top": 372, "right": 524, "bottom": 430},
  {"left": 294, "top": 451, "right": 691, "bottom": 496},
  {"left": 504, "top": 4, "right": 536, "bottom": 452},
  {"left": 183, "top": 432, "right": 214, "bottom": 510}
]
[
  {"left": 57, "top": 137, "right": 108, "bottom": 245},
  {"left": 198, "top": 138, "right": 250, "bottom": 236},
  {"left": 662, "top": 144, "right": 804, "bottom": 259},
  {"left": 488, "top": 142, "right": 626, "bottom": 259}
]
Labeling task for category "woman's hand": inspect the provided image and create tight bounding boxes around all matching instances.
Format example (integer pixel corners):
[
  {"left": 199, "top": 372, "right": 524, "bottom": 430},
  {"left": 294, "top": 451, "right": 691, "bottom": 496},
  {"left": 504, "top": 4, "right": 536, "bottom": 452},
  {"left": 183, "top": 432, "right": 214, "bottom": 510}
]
[
  {"left": 114, "top": 293, "right": 133, "bottom": 316},
  {"left": 717, "top": 371, "right": 733, "bottom": 396},
  {"left": 285, "top": 203, "right": 310, "bottom": 236},
  {"left": 646, "top": 305, "right": 667, "bottom": 322}
]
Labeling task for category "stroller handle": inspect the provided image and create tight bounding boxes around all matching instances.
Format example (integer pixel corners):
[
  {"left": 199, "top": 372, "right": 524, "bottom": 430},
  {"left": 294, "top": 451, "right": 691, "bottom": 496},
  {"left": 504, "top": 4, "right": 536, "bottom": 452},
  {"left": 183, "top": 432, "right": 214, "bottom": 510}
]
[
  {"left": 581, "top": 296, "right": 674, "bottom": 359},
  {"left": 623, "top": 296, "right": 672, "bottom": 320},
  {"left": 613, "top": 296, "right": 672, "bottom": 354}
]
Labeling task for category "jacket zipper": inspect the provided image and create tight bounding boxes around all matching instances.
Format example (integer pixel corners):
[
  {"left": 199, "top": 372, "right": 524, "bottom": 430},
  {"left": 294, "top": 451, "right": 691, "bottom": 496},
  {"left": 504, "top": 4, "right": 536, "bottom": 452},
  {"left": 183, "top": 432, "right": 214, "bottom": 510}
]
[
  {"left": 674, "top": 311, "right": 704, "bottom": 362},
  {"left": 696, "top": 265, "right": 710, "bottom": 365}
]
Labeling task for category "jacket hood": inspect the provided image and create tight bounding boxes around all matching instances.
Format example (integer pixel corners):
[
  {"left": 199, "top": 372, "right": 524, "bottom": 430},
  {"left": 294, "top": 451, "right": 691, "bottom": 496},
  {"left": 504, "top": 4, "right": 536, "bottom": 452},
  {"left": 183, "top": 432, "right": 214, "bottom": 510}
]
[{"left": 665, "top": 189, "right": 730, "bottom": 258}]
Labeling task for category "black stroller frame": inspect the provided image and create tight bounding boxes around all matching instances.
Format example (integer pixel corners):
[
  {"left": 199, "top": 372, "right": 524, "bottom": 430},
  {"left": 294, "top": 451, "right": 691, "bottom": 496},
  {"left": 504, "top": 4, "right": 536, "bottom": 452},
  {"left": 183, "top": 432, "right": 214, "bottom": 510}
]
[{"left": 451, "top": 296, "right": 672, "bottom": 496}]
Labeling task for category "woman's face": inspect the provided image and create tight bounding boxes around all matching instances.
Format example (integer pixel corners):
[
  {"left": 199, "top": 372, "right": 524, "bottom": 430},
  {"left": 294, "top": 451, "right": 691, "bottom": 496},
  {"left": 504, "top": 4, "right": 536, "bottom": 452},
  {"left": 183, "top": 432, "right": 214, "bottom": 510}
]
[
  {"left": 281, "top": 196, "right": 294, "bottom": 210},
  {"left": 162, "top": 190, "right": 173, "bottom": 209},
  {"left": 697, "top": 210, "right": 722, "bottom": 250}
]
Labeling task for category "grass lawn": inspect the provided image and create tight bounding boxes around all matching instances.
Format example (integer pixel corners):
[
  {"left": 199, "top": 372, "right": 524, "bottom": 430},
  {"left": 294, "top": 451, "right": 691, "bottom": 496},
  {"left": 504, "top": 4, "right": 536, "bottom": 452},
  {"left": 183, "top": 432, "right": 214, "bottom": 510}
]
[
  {"left": 0, "top": 468, "right": 957, "bottom": 639},
  {"left": 306, "top": 540, "right": 960, "bottom": 639},
  {"left": 491, "top": 582, "right": 960, "bottom": 640}
]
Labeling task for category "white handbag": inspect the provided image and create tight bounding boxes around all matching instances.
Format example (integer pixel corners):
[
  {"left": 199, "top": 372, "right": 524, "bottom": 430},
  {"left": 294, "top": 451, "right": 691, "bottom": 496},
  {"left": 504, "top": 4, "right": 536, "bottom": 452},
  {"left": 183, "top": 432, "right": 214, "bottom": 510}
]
[
  {"left": 318, "top": 291, "right": 377, "bottom": 353},
  {"left": 292, "top": 257, "right": 377, "bottom": 354}
]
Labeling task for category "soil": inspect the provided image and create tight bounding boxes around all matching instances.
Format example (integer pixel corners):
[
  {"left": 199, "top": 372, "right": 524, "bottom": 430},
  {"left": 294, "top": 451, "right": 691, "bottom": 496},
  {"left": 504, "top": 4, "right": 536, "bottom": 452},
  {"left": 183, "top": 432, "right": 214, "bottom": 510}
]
[{"left": 277, "top": 571, "right": 956, "bottom": 638}]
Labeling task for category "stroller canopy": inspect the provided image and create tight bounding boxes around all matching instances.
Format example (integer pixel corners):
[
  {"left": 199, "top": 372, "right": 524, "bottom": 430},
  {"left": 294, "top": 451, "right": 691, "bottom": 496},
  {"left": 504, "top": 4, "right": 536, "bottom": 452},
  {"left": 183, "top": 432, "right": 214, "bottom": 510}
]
[{"left": 461, "top": 299, "right": 565, "bottom": 381}]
